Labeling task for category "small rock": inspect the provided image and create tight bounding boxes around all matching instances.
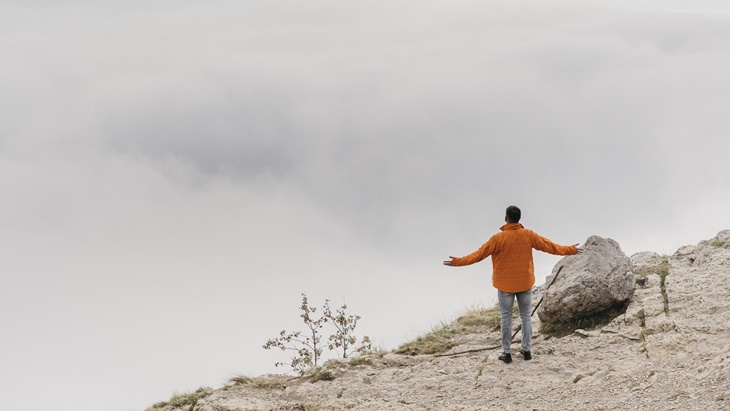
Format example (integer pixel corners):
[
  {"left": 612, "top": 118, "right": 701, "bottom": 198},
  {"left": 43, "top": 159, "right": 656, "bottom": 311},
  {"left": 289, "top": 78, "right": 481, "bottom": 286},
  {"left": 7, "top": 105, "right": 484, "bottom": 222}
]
[
  {"left": 674, "top": 245, "right": 697, "bottom": 257},
  {"left": 631, "top": 251, "right": 660, "bottom": 269},
  {"left": 574, "top": 329, "right": 599, "bottom": 338}
]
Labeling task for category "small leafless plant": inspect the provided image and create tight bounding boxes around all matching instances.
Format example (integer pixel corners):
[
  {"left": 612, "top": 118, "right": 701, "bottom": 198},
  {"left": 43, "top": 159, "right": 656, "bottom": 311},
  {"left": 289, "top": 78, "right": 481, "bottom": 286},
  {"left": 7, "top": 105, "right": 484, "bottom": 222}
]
[
  {"left": 263, "top": 293, "right": 326, "bottom": 375},
  {"left": 322, "top": 300, "right": 372, "bottom": 358},
  {"left": 264, "top": 293, "right": 371, "bottom": 374}
]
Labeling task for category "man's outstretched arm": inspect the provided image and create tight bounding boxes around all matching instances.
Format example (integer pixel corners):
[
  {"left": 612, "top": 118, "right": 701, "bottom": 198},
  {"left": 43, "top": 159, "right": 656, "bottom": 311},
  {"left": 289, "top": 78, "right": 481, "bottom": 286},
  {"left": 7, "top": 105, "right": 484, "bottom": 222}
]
[
  {"left": 444, "top": 240, "right": 496, "bottom": 266},
  {"left": 530, "top": 231, "right": 583, "bottom": 255}
]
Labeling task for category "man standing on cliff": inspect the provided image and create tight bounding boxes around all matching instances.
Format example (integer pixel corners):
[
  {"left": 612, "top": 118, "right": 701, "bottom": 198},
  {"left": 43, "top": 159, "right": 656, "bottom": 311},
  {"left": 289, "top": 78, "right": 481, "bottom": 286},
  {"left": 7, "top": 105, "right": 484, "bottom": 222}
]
[{"left": 443, "top": 205, "right": 581, "bottom": 363}]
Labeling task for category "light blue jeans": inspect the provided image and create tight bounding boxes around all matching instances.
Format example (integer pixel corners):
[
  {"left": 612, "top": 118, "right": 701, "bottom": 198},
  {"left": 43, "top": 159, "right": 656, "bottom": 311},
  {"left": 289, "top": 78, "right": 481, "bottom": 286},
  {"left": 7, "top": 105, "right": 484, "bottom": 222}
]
[{"left": 498, "top": 288, "right": 532, "bottom": 354}]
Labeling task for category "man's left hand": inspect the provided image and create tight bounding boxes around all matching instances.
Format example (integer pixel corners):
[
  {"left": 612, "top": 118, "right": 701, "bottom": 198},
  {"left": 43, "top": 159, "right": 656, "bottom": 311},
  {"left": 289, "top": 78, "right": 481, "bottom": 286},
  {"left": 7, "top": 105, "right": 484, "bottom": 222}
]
[{"left": 443, "top": 256, "right": 457, "bottom": 266}]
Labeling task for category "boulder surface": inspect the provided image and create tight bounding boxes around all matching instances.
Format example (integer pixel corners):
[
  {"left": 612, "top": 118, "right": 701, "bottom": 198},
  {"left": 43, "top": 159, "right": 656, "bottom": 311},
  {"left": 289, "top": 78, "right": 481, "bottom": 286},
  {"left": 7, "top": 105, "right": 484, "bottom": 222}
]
[{"left": 538, "top": 235, "right": 635, "bottom": 322}]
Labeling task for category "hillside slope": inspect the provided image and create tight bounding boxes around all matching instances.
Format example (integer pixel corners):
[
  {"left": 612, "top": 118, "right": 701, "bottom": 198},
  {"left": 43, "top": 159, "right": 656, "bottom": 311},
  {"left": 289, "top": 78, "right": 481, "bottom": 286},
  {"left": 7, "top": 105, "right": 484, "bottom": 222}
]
[{"left": 152, "top": 231, "right": 730, "bottom": 411}]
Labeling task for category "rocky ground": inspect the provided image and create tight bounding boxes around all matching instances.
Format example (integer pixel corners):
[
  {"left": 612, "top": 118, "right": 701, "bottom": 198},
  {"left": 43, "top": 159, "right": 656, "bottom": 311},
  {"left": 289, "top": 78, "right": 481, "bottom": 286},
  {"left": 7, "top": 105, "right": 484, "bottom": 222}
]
[{"left": 154, "top": 231, "right": 730, "bottom": 411}]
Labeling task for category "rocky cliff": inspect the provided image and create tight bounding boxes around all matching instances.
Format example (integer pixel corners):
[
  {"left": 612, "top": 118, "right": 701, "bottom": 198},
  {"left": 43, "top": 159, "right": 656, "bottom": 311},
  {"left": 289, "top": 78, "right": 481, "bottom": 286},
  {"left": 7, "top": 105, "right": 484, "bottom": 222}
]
[{"left": 148, "top": 231, "right": 730, "bottom": 411}]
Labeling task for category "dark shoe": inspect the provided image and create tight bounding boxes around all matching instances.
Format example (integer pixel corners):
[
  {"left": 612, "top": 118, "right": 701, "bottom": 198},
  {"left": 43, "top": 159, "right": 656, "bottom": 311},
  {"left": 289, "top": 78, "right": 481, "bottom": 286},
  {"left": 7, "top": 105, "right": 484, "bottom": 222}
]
[
  {"left": 498, "top": 352, "right": 512, "bottom": 363},
  {"left": 520, "top": 350, "right": 532, "bottom": 360}
]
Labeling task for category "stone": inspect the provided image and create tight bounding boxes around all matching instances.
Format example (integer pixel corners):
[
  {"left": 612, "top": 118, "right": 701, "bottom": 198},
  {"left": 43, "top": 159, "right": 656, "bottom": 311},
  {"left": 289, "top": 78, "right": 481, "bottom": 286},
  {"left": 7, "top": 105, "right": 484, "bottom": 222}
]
[
  {"left": 690, "top": 230, "right": 730, "bottom": 268},
  {"left": 538, "top": 235, "right": 635, "bottom": 323},
  {"left": 630, "top": 251, "right": 660, "bottom": 269},
  {"left": 674, "top": 245, "right": 697, "bottom": 257}
]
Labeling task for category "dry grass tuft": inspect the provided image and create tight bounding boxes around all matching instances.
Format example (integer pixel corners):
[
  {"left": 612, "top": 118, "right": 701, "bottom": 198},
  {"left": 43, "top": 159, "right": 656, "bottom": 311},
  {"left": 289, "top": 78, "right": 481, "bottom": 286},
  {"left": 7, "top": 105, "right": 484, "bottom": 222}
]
[
  {"left": 456, "top": 305, "right": 504, "bottom": 330},
  {"left": 309, "top": 368, "right": 335, "bottom": 383},
  {"left": 394, "top": 323, "right": 461, "bottom": 356},
  {"left": 348, "top": 356, "right": 374, "bottom": 367},
  {"left": 145, "top": 387, "right": 213, "bottom": 411},
  {"left": 395, "top": 305, "right": 517, "bottom": 356},
  {"left": 227, "top": 374, "right": 290, "bottom": 390}
]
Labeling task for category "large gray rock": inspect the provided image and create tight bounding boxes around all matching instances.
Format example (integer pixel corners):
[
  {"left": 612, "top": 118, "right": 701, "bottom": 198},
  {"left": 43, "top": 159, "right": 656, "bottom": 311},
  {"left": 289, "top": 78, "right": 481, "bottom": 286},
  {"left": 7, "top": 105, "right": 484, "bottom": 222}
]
[{"left": 538, "top": 235, "right": 635, "bottom": 323}]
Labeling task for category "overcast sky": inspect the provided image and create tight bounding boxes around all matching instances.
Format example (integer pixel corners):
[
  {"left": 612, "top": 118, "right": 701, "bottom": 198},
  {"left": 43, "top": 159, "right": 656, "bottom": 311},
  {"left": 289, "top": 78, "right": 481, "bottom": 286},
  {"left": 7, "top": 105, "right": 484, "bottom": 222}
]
[{"left": 2, "top": 1, "right": 730, "bottom": 410}]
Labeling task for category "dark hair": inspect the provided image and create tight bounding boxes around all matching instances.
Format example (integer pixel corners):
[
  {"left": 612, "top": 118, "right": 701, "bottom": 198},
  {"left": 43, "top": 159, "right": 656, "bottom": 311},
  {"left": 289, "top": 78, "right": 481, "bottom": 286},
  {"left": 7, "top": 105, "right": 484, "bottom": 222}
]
[{"left": 506, "top": 205, "right": 521, "bottom": 223}]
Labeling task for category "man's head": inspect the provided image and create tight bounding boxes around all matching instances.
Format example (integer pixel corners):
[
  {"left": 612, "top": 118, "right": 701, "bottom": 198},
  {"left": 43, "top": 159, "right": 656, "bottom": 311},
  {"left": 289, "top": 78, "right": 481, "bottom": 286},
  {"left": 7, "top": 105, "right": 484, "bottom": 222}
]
[{"left": 505, "top": 205, "right": 521, "bottom": 223}]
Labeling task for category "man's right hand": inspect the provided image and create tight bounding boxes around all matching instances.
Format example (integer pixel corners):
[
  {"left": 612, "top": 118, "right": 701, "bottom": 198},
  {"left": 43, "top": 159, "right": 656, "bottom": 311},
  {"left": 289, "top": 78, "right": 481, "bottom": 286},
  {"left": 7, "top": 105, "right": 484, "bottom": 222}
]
[
  {"left": 443, "top": 256, "right": 457, "bottom": 266},
  {"left": 573, "top": 243, "right": 585, "bottom": 254}
]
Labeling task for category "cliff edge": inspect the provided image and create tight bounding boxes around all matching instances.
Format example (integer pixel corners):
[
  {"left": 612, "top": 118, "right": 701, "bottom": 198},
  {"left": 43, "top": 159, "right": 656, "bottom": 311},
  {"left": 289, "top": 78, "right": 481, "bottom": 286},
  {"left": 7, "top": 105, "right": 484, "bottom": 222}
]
[{"left": 149, "top": 231, "right": 730, "bottom": 411}]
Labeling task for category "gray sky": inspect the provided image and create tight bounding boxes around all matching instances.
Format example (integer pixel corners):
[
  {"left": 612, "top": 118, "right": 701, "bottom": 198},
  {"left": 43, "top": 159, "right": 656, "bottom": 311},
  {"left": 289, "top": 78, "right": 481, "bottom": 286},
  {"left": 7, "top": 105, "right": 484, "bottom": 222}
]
[{"left": 2, "top": 1, "right": 730, "bottom": 410}]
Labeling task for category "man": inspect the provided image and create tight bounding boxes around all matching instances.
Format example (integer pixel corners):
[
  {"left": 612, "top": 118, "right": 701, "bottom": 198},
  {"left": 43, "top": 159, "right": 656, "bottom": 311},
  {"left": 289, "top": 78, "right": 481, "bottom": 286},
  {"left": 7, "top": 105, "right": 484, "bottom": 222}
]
[{"left": 444, "top": 205, "right": 581, "bottom": 363}]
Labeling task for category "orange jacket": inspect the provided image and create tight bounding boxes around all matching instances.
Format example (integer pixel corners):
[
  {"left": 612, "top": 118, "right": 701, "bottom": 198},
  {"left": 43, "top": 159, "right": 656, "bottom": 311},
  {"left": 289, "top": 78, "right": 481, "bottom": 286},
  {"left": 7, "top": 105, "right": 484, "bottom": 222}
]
[{"left": 451, "top": 223, "right": 577, "bottom": 293}]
